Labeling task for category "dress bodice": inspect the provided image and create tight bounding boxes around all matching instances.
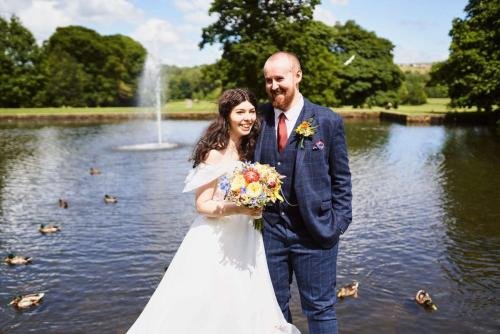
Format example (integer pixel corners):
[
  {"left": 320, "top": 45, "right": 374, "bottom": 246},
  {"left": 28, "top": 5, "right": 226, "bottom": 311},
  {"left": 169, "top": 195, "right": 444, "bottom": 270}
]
[{"left": 183, "top": 160, "right": 241, "bottom": 195}]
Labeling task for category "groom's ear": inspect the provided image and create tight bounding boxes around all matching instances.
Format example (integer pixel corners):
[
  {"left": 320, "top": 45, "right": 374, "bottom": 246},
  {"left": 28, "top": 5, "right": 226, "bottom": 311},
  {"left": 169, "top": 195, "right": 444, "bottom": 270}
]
[{"left": 295, "top": 70, "right": 302, "bottom": 84}]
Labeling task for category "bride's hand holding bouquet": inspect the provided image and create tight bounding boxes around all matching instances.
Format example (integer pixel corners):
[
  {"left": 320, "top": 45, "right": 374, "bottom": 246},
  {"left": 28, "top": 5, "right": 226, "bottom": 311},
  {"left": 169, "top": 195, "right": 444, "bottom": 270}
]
[{"left": 220, "top": 162, "right": 284, "bottom": 231}]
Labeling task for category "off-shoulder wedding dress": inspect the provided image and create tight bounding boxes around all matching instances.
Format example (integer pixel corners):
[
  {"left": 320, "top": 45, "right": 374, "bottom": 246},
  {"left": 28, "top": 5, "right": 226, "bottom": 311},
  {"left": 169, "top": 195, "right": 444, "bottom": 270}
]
[{"left": 128, "top": 161, "right": 299, "bottom": 334}]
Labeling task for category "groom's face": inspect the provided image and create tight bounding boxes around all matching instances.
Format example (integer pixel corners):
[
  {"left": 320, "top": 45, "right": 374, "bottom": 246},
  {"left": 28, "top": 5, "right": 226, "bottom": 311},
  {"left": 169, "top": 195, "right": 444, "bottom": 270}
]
[{"left": 264, "top": 56, "right": 302, "bottom": 111}]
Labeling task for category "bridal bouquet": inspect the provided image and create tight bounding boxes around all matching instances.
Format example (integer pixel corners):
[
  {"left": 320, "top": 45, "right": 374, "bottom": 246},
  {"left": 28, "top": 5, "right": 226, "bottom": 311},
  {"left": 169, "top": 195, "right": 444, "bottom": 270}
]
[{"left": 220, "top": 162, "right": 283, "bottom": 231}]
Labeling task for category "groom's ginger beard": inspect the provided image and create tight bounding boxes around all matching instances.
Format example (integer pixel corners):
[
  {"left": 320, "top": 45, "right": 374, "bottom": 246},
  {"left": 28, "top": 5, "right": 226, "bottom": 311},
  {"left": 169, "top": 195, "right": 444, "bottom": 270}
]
[{"left": 269, "top": 86, "right": 296, "bottom": 111}]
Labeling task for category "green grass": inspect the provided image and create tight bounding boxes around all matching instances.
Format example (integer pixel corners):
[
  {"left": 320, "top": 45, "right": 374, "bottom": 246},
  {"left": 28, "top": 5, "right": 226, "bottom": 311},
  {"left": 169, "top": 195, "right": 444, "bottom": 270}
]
[
  {"left": 335, "top": 98, "right": 478, "bottom": 115},
  {"left": 0, "top": 98, "right": 478, "bottom": 116},
  {"left": 164, "top": 100, "right": 217, "bottom": 113},
  {"left": 333, "top": 98, "right": 477, "bottom": 115},
  {"left": 0, "top": 100, "right": 217, "bottom": 116}
]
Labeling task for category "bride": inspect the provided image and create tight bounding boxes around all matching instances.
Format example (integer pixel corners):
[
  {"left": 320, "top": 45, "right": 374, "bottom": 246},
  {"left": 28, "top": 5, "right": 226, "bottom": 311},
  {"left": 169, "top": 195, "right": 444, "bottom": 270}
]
[{"left": 128, "top": 88, "right": 300, "bottom": 333}]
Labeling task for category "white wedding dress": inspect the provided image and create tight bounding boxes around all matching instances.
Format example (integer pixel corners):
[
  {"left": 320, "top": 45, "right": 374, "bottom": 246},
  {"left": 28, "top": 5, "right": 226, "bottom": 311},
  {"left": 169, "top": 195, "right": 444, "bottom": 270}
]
[{"left": 128, "top": 161, "right": 300, "bottom": 334}]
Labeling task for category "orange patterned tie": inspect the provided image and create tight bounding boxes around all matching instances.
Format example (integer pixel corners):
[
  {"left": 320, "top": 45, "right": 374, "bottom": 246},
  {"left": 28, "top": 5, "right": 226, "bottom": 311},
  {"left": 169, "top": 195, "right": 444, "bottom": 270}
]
[{"left": 277, "top": 112, "right": 287, "bottom": 153}]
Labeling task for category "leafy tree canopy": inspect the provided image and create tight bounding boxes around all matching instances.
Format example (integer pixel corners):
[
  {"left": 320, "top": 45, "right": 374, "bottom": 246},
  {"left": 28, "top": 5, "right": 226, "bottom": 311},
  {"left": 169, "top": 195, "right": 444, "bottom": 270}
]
[
  {"left": 333, "top": 20, "right": 403, "bottom": 107},
  {"left": 431, "top": 0, "right": 499, "bottom": 112},
  {"left": 200, "top": 0, "right": 401, "bottom": 107},
  {"left": 38, "top": 26, "right": 146, "bottom": 107},
  {"left": 0, "top": 15, "right": 41, "bottom": 107},
  {"left": 165, "top": 64, "right": 221, "bottom": 100}
]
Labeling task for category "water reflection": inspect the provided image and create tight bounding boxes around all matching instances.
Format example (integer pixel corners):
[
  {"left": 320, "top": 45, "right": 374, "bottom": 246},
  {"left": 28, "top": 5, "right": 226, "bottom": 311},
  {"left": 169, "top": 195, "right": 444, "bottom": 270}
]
[
  {"left": 438, "top": 127, "right": 500, "bottom": 331},
  {"left": 0, "top": 120, "right": 499, "bottom": 333}
]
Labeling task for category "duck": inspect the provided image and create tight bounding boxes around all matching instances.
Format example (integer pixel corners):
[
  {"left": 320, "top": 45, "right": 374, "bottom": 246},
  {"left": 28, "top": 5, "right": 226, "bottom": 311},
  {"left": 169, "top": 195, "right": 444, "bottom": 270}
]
[
  {"left": 104, "top": 194, "right": 118, "bottom": 204},
  {"left": 59, "top": 199, "right": 68, "bottom": 209},
  {"left": 415, "top": 290, "right": 437, "bottom": 310},
  {"left": 4, "top": 253, "right": 33, "bottom": 265},
  {"left": 9, "top": 293, "right": 45, "bottom": 309},
  {"left": 90, "top": 167, "right": 101, "bottom": 175},
  {"left": 337, "top": 281, "right": 359, "bottom": 299},
  {"left": 39, "top": 224, "right": 61, "bottom": 234}
]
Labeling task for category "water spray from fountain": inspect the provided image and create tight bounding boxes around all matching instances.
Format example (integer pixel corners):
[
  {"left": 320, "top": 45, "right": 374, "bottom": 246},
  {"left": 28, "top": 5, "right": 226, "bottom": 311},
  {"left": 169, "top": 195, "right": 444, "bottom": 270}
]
[{"left": 116, "top": 52, "right": 177, "bottom": 151}]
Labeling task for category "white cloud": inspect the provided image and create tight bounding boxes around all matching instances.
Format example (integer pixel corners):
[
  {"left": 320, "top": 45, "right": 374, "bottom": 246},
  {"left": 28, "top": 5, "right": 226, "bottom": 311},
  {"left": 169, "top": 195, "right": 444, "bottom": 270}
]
[
  {"left": 132, "top": 18, "right": 179, "bottom": 46},
  {"left": 0, "top": 0, "right": 32, "bottom": 15},
  {"left": 174, "top": 0, "right": 211, "bottom": 13},
  {"left": 183, "top": 10, "right": 214, "bottom": 26},
  {"left": 2, "top": 0, "right": 143, "bottom": 43},
  {"left": 314, "top": 5, "right": 337, "bottom": 25},
  {"left": 17, "top": 0, "right": 71, "bottom": 42},
  {"left": 2, "top": 0, "right": 220, "bottom": 66},
  {"left": 330, "top": 0, "right": 349, "bottom": 5},
  {"left": 130, "top": 18, "right": 221, "bottom": 66},
  {"left": 394, "top": 45, "right": 447, "bottom": 64},
  {"left": 65, "top": 0, "right": 143, "bottom": 24},
  {"left": 174, "top": 0, "right": 216, "bottom": 35}
]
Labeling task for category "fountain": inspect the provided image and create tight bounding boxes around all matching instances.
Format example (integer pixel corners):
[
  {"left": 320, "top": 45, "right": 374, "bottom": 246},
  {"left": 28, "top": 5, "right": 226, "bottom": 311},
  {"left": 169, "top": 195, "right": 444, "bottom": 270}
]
[{"left": 116, "top": 53, "right": 178, "bottom": 151}]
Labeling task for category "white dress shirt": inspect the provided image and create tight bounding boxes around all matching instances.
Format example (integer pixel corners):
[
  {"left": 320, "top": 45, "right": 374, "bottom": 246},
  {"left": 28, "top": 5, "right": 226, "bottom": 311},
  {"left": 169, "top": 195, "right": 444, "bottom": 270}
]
[{"left": 274, "top": 94, "right": 304, "bottom": 140}]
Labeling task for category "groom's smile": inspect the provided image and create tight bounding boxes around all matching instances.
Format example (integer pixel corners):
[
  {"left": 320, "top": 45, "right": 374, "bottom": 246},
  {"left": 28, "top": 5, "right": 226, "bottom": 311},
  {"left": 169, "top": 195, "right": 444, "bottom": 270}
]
[{"left": 263, "top": 53, "right": 302, "bottom": 111}]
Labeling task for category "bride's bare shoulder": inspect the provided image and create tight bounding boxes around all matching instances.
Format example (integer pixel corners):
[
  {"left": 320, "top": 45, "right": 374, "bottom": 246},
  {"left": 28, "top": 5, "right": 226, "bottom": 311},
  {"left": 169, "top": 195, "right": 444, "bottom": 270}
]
[{"left": 203, "top": 149, "right": 224, "bottom": 166}]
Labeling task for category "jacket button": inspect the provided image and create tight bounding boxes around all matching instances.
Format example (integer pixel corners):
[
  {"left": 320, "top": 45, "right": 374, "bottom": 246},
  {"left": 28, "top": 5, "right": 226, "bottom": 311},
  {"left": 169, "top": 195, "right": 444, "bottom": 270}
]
[{"left": 277, "top": 162, "right": 281, "bottom": 166}]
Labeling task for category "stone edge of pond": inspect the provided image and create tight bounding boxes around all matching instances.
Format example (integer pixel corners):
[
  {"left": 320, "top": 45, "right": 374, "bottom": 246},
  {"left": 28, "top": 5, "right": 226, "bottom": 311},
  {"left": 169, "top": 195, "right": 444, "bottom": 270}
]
[{"left": 0, "top": 110, "right": 498, "bottom": 125}]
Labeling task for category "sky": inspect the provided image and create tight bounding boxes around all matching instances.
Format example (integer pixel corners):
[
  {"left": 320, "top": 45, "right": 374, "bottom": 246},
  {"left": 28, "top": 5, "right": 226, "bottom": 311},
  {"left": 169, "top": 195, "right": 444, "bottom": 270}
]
[{"left": 0, "top": 0, "right": 469, "bottom": 67}]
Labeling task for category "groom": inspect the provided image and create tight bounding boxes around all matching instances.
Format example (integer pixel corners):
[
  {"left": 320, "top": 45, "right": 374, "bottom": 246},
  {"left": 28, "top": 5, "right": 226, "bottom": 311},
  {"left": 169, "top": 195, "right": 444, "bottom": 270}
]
[{"left": 254, "top": 51, "right": 352, "bottom": 334}]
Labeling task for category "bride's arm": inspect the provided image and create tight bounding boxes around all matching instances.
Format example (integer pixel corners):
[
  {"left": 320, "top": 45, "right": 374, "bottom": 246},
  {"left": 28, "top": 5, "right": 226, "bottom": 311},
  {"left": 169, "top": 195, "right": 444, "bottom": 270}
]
[
  {"left": 194, "top": 150, "right": 261, "bottom": 218},
  {"left": 195, "top": 180, "right": 241, "bottom": 217}
]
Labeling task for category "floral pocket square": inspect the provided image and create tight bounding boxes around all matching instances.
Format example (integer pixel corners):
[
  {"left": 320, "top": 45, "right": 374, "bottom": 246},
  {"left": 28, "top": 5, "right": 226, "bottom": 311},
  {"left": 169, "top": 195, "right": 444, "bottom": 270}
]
[{"left": 312, "top": 140, "right": 325, "bottom": 150}]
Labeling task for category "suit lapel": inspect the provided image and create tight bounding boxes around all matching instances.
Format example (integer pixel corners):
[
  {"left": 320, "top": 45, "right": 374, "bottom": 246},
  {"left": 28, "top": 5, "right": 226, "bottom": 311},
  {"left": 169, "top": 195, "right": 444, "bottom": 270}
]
[{"left": 295, "top": 99, "right": 316, "bottom": 173}]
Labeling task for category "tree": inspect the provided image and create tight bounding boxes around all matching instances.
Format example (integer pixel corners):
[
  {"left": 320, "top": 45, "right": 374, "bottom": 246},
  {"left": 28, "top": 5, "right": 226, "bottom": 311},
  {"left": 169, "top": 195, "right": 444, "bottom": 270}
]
[
  {"left": 0, "top": 15, "right": 41, "bottom": 107},
  {"left": 400, "top": 72, "right": 427, "bottom": 105},
  {"left": 35, "top": 50, "right": 89, "bottom": 107},
  {"left": 431, "top": 0, "right": 499, "bottom": 112},
  {"left": 200, "top": 1, "right": 401, "bottom": 107},
  {"left": 200, "top": 0, "right": 344, "bottom": 105},
  {"left": 333, "top": 20, "right": 403, "bottom": 107},
  {"left": 103, "top": 34, "right": 147, "bottom": 105},
  {"left": 165, "top": 65, "right": 221, "bottom": 100},
  {"left": 39, "top": 26, "right": 146, "bottom": 107}
]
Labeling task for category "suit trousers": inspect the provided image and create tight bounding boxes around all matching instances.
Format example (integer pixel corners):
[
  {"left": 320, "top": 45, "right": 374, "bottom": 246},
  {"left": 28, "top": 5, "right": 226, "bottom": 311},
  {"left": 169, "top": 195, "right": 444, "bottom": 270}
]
[{"left": 263, "top": 220, "right": 339, "bottom": 334}]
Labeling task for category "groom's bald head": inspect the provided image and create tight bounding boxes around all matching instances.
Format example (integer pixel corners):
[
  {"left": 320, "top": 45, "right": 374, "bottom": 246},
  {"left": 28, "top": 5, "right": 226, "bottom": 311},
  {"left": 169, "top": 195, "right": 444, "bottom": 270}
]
[{"left": 264, "top": 51, "right": 301, "bottom": 73}]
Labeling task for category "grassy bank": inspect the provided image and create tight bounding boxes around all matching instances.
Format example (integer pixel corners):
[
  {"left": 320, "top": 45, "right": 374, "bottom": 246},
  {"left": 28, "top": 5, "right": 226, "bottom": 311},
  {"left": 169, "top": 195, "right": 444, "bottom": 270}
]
[
  {"left": 0, "top": 100, "right": 217, "bottom": 116},
  {"left": 0, "top": 98, "right": 476, "bottom": 116},
  {"left": 335, "top": 98, "right": 478, "bottom": 115},
  {"left": 2, "top": 98, "right": 496, "bottom": 125}
]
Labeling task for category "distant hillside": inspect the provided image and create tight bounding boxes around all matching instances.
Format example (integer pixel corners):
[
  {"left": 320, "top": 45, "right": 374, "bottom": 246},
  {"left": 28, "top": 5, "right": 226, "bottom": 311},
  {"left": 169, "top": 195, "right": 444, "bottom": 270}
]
[{"left": 398, "top": 63, "right": 433, "bottom": 74}]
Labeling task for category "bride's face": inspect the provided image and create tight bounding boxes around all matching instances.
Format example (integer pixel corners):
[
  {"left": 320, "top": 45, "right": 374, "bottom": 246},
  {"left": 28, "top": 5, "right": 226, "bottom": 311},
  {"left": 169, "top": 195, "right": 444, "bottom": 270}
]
[{"left": 228, "top": 100, "right": 257, "bottom": 138}]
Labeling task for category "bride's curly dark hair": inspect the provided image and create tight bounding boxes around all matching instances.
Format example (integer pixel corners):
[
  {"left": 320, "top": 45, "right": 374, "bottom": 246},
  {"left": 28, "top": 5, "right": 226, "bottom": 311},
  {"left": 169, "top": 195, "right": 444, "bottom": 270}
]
[{"left": 190, "top": 88, "right": 261, "bottom": 167}]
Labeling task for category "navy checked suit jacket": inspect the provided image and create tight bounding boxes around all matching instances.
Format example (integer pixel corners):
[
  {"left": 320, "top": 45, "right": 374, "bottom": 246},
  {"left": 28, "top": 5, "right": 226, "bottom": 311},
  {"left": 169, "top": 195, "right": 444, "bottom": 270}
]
[{"left": 254, "top": 98, "right": 352, "bottom": 248}]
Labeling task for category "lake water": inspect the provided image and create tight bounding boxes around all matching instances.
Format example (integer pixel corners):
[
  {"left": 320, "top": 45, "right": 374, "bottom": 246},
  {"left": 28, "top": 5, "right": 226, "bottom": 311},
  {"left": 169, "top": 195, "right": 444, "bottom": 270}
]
[{"left": 0, "top": 119, "right": 499, "bottom": 333}]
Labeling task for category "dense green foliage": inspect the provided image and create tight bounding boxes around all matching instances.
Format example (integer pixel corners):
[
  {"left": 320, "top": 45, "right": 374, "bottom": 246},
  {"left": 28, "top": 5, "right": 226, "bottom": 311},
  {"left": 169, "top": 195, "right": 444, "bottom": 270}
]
[
  {"left": 0, "top": 17, "right": 146, "bottom": 107},
  {"left": 37, "top": 26, "right": 146, "bottom": 107},
  {"left": 200, "top": 0, "right": 323, "bottom": 102},
  {"left": 200, "top": 0, "right": 402, "bottom": 107},
  {"left": 0, "top": 16, "right": 42, "bottom": 107},
  {"left": 334, "top": 20, "right": 402, "bottom": 107},
  {"left": 431, "top": 0, "right": 499, "bottom": 111},
  {"left": 399, "top": 72, "right": 427, "bottom": 105},
  {"left": 165, "top": 65, "right": 221, "bottom": 101},
  {"left": 6, "top": 1, "right": 482, "bottom": 110}
]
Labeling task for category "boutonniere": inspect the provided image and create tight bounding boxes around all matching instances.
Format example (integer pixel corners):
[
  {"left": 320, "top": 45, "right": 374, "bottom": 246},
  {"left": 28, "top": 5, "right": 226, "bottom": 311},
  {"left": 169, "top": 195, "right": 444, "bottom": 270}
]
[{"left": 295, "top": 118, "right": 317, "bottom": 149}]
